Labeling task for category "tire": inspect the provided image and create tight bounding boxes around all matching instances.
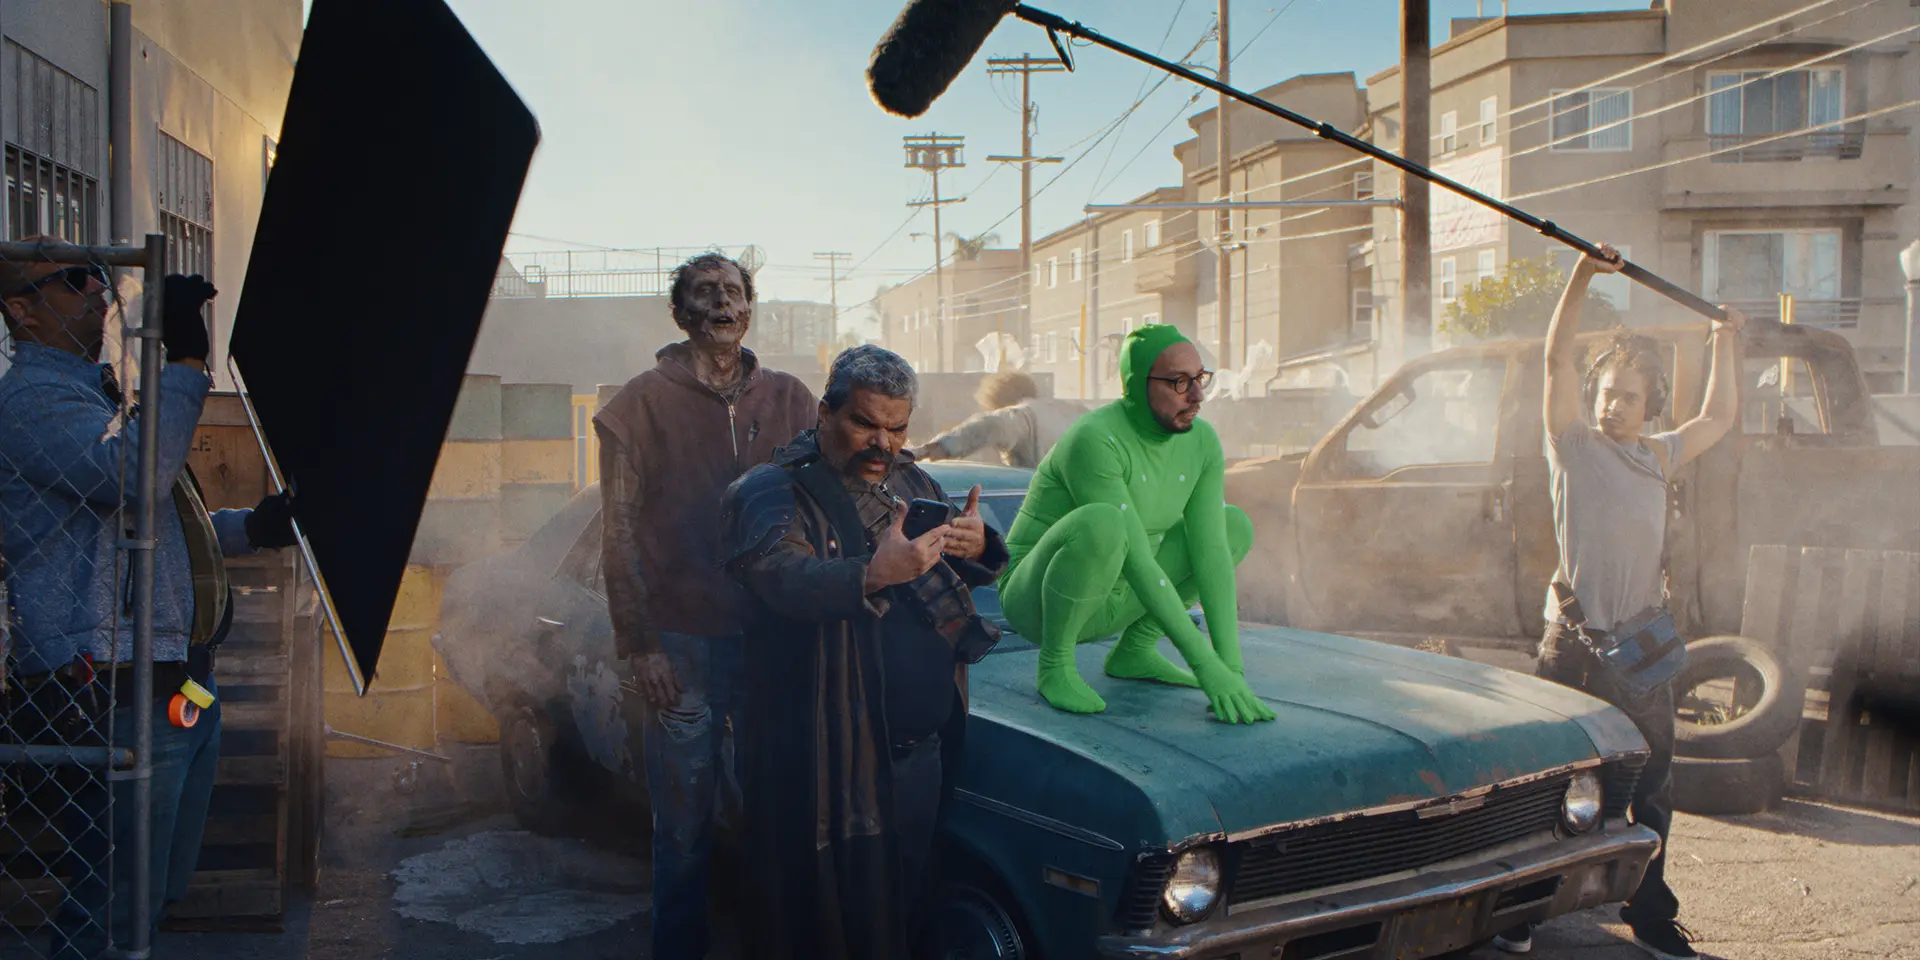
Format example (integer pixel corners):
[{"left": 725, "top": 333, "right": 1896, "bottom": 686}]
[
  {"left": 1671, "top": 753, "right": 1784, "bottom": 816},
  {"left": 1673, "top": 636, "right": 1805, "bottom": 760},
  {"left": 498, "top": 702, "right": 569, "bottom": 835},
  {"left": 926, "top": 881, "right": 1033, "bottom": 960}
]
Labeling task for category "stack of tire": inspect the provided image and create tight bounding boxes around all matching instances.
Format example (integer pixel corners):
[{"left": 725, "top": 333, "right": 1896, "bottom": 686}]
[{"left": 1670, "top": 637, "right": 1807, "bottom": 816}]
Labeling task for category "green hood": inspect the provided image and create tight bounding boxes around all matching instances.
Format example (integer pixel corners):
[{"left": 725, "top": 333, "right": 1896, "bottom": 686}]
[{"left": 1117, "top": 323, "right": 1189, "bottom": 439}]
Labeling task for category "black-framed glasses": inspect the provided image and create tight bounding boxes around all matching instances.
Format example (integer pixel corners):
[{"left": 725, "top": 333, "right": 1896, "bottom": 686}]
[
  {"left": 10, "top": 264, "right": 108, "bottom": 298},
  {"left": 1148, "top": 370, "right": 1214, "bottom": 394}
]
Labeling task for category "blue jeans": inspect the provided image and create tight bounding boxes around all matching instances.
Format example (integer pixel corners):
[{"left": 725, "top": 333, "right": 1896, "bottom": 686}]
[
  {"left": 644, "top": 633, "right": 744, "bottom": 960},
  {"left": 53, "top": 674, "right": 221, "bottom": 960}
]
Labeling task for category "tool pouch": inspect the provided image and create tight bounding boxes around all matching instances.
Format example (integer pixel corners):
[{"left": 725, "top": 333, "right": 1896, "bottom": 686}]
[{"left": 1552, "top": 582, "right": 1687, "bottom": 701}]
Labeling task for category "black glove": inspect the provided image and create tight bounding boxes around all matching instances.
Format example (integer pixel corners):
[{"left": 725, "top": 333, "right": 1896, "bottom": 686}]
[
  {"left": 245, "top": 492, "right": 299, "bottom": 550},
  {"left": 160, "top": 274, "right": 216, "bottom": 363}
]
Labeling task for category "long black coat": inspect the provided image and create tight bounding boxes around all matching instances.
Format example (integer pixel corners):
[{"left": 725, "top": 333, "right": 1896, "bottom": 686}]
[{"left": 720, "top": 432, "right": 1005, "bottom": 959}]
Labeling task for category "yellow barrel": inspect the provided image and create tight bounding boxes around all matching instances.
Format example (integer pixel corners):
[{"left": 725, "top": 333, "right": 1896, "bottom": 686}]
[
  {"left": 412, "top": 375, "right": 504, "bottom": 566},
  {"left": 324, "top": 564, "right": 440, "bottom": 757},
  {"left": 500, "top": 383, "right": 576, "bottom": 547}
]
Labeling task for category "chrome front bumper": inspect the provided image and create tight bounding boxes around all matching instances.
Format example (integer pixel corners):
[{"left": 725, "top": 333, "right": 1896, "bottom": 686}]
[{"left": 1096, "top": 826, "right": 1660, "bottom": 960}]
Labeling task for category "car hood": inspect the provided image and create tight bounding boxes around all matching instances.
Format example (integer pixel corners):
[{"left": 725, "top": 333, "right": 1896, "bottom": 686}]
[{"left": 965, "top": 624, "right": 1645, "bottom": 845}]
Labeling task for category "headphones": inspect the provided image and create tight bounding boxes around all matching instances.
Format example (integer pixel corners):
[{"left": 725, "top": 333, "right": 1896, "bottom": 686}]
[{"left": 1582, "top": 342, "right": 1669, "bottom": 420}]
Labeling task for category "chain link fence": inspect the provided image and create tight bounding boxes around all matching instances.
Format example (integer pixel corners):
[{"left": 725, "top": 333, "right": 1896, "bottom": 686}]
[{"left": 1, "top": 235, "right": 170, "bottom": 960}]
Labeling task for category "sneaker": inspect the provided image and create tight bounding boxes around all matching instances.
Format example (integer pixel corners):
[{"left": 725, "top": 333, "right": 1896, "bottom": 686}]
[
  {"left": 1630, "top": 919, "right": 1700, "bottom": 960},
  {"left": 1491, "top": 923, "right": 1533, "bottom": 954}
]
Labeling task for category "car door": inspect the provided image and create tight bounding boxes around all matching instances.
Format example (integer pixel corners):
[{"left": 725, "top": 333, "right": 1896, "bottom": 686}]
[{"left": 1290, "top": 352, "right": 1523, "bottom": 641}]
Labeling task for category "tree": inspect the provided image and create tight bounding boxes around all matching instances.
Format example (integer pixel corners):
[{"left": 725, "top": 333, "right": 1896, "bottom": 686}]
[
  {"left": 1439, "top": 254, "right": 1618, "bottom": 341},
  {"left": 947, "top": 231, "right": 1002, "bottom": 261}
]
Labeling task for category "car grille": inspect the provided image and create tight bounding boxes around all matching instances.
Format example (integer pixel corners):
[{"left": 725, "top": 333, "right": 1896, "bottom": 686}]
[
  {"left": 1226, "top": 773, "right": 1577, "bottom": 905},
  {"left": 1602, "top": 755, "right": 1645, "bottom": 821},
  {"left": 1114, "top": 853, "right": 1176, "bottom": 931}
]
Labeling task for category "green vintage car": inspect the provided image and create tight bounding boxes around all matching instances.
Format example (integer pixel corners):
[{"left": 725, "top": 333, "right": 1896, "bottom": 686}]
[{"left": 435, "top": 460, "right": 1658, "bottom": 960}]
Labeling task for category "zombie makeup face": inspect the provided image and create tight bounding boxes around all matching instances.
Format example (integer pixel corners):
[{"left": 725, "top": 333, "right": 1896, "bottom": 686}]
[{"left": 671, "top": 261, "right": 751, "bottom": 349}]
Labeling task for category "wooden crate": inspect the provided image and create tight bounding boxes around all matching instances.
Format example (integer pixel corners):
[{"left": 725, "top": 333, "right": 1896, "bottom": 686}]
[{"left": 1741, "top": 545, "right": 1920, "bottom": 813}]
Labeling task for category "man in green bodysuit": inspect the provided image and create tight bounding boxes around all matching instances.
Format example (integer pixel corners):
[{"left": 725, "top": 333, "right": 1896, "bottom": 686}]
[{"left": 998, "top": 324, "right": 1275, "bottom": 724}]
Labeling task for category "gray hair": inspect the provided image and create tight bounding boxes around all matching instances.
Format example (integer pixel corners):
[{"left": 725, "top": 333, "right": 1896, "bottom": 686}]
[{"left": 822, "top": 344, "right": 918, "bottom": 411}]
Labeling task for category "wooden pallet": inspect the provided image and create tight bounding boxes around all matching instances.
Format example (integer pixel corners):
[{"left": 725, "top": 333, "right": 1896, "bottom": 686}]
[{"left": 1741, "top": 545, "right": 1920, "bottom": 812}]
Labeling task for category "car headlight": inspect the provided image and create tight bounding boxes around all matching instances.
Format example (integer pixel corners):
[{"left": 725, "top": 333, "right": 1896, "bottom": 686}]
[
  {"left": 1161, "top": 847, "right": 1222, "bottom": 923},
  {"left": 1562, "top": 770, "right": 1603, "bottom": 833}
]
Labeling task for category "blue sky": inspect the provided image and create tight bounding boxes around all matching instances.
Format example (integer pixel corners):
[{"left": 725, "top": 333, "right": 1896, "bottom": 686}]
[{"left": 306, "top": 0, "right": 1648, "bottom": 320}]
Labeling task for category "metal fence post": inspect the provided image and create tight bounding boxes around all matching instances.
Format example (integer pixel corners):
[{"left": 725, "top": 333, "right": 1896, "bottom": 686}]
[{"left": 128, "top": 232, "right": 168, "bottom": 960}]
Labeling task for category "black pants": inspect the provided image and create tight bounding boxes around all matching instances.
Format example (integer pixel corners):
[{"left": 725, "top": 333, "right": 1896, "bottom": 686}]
[
  {"left": 892, "top": 733, "right": 944, "bottom": 939},
  {"left": 1537, "top": 623, "right": 1680, "bottom": 926}
]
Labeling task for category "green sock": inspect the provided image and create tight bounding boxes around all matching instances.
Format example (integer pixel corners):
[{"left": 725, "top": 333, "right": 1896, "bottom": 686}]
[
  {"left": 1104, "top": 616, "right": 1199, "bottom": 687},
  {"left": 1036, "top": 586, "right": 1108, "bottom": 714}
]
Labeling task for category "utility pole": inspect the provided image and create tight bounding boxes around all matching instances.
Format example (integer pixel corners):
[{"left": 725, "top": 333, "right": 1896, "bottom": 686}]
[
  {"left": 1400, "top": 0, "right": 1433, "bottom": 363},
  {"left": 905, "top": 134, "right": 966, "bottom": 372},
  {"left": 1215, "top": 0, "right": 1235, "bottom": 371},
  {"left": 987, "top": 54, "right": 1067, "bottom": 349},
  {"left": 814, "top": 250, "right": 851, "bottom": 352}
]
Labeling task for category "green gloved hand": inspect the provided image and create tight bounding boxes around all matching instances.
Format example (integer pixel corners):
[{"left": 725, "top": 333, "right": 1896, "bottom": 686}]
[{"left": 1193, "top": 659, "right": 1276, "bottom": 724}]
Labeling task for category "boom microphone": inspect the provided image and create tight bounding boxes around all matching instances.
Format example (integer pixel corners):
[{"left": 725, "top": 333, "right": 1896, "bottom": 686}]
[{"left": 868, "top": 0, "right": 1020, "bottom": 118}]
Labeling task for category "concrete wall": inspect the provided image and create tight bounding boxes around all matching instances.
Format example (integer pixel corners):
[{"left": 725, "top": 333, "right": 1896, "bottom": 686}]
[{"left": 0, "top": 0, "right": 300, "bottom": 390}]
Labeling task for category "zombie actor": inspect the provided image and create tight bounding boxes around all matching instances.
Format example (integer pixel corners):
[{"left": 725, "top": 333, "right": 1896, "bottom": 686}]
[
  {"left": 1493, "top": 245, "right": 1744, "bottom": 960},
  {"left": 720, "top": 345, "right": 1006, "bottom": 959},
  {"left": 997, "top": 324, "right": 1274, "bottom": 723},
  {"left": 909, "top": 369, "right": 1087, "bottom": 469},
  {"left": 591, "top": 252, "right": 815, "bottom": 960}
]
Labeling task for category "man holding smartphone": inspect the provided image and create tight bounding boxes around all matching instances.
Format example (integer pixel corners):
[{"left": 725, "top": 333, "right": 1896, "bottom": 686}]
[{"left": 720, "top": 345, "right": 1007, "bottom": 960}]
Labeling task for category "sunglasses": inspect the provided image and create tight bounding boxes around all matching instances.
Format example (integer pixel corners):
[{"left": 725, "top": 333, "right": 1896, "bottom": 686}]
[
  {"left": 10, "top": 264, "right": 109, "bottom": 298},
  {"left": 1147, "top": 370, "right": 1215, "bottom": 394}
]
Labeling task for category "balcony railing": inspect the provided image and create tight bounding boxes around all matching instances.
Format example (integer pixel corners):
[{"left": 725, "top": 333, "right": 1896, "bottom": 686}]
[
  {"left": 1709, "top": 130, "right": 1864, "bottom": 163},
  {"left": 1723, "top": 298, "right": 1862, "bottom": 329}
]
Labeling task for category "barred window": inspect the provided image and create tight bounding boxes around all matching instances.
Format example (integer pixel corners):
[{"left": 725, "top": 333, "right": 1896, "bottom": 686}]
[
  {"left": 157, "top": 132, "right": 214, "bottom": 279},
  {"left": 3, "top": 40, "right": 101, "bottom": 242}
]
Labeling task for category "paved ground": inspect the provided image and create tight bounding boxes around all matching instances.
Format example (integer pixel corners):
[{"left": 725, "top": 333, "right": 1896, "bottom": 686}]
[{"left": 147, "top": 743, "right": 1920, "bottom": 960}]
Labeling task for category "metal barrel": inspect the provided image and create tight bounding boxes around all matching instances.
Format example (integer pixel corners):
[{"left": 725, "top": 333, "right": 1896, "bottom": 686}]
[
  {"left": 500, "top": 383, "right": 576, "bottom": 546},
  {"left": 323, "top": 564, "right": 440, "bottom": 757}
]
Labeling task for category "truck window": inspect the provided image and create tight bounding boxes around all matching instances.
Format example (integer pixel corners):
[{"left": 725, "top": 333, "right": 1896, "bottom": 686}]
[
  {"left": 1342, "top": 362, "right": 1504, "bottom": 479},
  {"left": 1743, "top": 356, "right": 1828, "bottom": 435}
]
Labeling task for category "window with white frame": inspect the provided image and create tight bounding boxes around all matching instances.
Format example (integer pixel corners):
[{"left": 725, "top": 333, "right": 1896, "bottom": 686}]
[
  {"left": 1704, "top": 229, "right": 1844, "bottom": 325},
  {"left": 1707, "top": 68, "right": 1847, "bottom": 160},
  {"left": 1439, "top": 257, "right": 1457, "bottom": 300},
  {"left": 1069, "top": 248, "right": 1082, "bottom": 282},
  {"left": 1351, "top": 288, "right": 1375, "bottom": 340},
  {"left": 1046, "top": 257, "right": 1058, "bottom": 288},
  {"left": 1143, "top": 219, "right": 1161, "bottom": 249},
  {"left": 1708, "top": 69, "right": 1843, "bottom": 137},
  {"left": 1478, "top": 96, "right": 1498, "bottom": 145},
  {"left": 1475, "top": 249, "right": 1497, "bottom": 283},
  {"left": 1353, "top": 168, "right": 1374, "bottom": 200},
  {"left": 157, "top": 132, "right": 215, "bottom": 279},
  {"left": 1046, "top": 331, "right": 1059, "bottom": 363},
  {"left": 1122, "top": 230, "right": 1135, "bottom": 262},
  {"left": 1549, "top": 88, "right": 1632, "bottom": 152},
  {"left": 1439, "top": 111, "right": 1459, "bottom": 154},
  {"left": 1142, "top": 312, "right": 1160, "bottom": 327},
  {"left": 1121, "top": 316, "right": 1135, "bottom": 335}
]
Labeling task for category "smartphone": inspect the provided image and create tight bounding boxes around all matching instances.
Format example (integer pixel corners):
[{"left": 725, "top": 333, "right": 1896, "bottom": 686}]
[{"left": 902, "top": 497, "right": 956, "bottom": 540}]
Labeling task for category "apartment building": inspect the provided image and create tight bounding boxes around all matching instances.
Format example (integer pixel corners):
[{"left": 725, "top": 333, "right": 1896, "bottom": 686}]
[
  {"left": 1027, "top": 187, "right": 1200, "bottom": 399},
  {"left": 1362, "top": 0, "right": 1917, "bottom": 391},
  {"left": 875, "top": 246, "right": 1021, "bottom": 374},
  {"left": 1179, "top": 72, "right": 1371, "bottom": 387},
  {"left": 1, "top": 0, "right": 303, "bottom": 386}
]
